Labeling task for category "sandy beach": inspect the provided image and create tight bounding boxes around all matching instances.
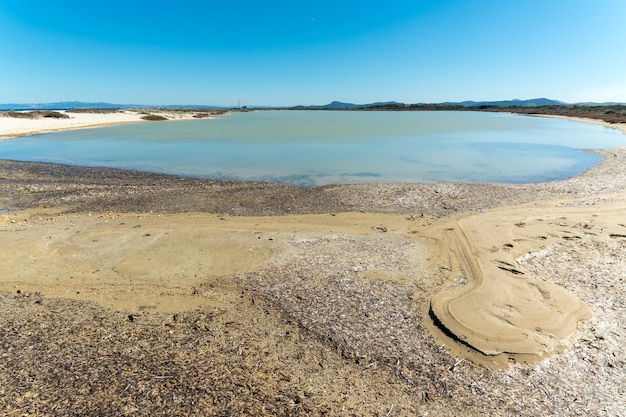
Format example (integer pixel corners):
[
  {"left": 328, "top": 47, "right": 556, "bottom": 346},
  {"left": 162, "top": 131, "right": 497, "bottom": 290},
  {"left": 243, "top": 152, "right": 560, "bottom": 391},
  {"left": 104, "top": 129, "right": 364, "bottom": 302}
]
[
  {"left": 0, "top": 109, "right": 209, "bottom": 140},
  {"left": 0, "top": 110, "right": 143, "bottom": 139},
  {"left": 0, "top": 112, "right": 625, "bottom": 416}
]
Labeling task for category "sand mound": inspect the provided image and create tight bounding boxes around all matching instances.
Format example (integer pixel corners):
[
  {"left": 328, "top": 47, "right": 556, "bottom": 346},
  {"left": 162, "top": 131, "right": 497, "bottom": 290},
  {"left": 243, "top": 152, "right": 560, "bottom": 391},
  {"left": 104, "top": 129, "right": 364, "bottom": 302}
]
[{"left": 427, "top": 197, "right": 626, "bottom": 361}]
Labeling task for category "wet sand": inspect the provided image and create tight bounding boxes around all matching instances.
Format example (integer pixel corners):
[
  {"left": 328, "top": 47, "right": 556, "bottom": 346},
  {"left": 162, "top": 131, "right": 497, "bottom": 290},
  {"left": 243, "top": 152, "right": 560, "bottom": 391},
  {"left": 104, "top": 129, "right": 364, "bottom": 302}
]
[{"left": 0, "top": 114, "right": 625, "bottom": 415}]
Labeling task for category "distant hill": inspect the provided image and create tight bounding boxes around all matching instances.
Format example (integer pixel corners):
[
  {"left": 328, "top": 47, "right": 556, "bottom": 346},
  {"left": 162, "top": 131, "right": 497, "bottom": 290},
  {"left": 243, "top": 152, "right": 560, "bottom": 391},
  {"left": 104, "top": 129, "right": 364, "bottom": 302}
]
[
  {"left": 292, "top": 101, "right": 401, "bottom": 109},
  {"left": 319, "top": 101, "right": 361, "bottom": 109}
]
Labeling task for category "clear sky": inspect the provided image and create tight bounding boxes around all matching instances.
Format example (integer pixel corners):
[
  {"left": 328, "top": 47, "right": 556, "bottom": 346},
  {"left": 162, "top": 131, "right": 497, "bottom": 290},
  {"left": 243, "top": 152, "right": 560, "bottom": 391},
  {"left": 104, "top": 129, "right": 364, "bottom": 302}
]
[{"left": 1, "top": 0, "right": 625, "bottom": 106}]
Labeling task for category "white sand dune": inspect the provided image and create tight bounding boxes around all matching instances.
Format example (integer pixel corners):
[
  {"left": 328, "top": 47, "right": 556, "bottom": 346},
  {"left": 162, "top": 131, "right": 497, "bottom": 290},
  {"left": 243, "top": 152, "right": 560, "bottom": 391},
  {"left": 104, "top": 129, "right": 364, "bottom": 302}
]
[{"left": 0, "top": 111, "right": 147, "bottom": 139}]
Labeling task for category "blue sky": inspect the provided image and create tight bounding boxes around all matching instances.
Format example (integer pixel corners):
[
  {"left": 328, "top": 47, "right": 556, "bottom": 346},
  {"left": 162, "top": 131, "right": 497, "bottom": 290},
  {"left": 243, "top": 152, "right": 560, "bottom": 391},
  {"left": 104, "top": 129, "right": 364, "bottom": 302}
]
[{"left": 1, "top": 0, "right": 625, "bottom": 106}]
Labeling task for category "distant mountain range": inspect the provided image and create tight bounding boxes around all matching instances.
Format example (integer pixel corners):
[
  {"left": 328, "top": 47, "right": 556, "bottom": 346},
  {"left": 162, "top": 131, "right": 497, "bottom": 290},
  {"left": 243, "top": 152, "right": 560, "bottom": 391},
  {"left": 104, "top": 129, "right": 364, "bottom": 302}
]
[
  {"left": 0, "top": 102, "right": 227, "bottom": 111},
  {"left": 0, "top": 98, "right": 623, "bottom": 111},
  {"left": 301, "top": 98, "right": 624, "bottom": 109},
  {"left": 0, "top": 101, "right": 126, "bottom": 110}
]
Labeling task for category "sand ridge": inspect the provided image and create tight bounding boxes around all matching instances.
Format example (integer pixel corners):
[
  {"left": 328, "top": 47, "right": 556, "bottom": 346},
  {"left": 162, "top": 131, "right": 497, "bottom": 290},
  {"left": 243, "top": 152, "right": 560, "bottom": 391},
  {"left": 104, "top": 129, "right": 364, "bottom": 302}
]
[
  {"left": 0, "top": 109, "right": 206, "bottom": 140},
  {"left": 424, "top": 192, "right": 626, "bottom": 366}
]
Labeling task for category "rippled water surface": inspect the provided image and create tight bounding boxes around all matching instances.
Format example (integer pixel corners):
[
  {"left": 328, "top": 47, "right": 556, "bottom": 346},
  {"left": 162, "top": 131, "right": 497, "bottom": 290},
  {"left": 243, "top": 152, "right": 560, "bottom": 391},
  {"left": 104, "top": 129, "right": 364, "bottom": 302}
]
[{"left": 1, "top": 111, "right": 623, "bottom": 185}]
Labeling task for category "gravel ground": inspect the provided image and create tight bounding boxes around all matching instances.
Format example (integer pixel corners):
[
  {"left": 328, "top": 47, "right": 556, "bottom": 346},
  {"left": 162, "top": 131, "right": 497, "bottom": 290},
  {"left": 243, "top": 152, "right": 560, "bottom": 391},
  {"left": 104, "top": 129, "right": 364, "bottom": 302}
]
[
  {"left": 1, "top": 148, "right": 626, "bottom": 217},
  {"left": 1, "top": 144, "right": 625, "bottom": 416}
]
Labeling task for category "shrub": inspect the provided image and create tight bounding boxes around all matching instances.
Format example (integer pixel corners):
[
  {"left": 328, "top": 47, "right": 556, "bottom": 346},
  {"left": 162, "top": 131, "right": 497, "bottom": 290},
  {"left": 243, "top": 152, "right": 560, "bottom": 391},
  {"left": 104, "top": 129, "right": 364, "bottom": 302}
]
[
  {"left": 141, "top": 114, "right": 168, "bottom": 121},
  {"left": 40, "top": 111, "right": 70, "bottom": 119},
  {"left": 0, "top": 110, "right": 69, "bottom": 119}
]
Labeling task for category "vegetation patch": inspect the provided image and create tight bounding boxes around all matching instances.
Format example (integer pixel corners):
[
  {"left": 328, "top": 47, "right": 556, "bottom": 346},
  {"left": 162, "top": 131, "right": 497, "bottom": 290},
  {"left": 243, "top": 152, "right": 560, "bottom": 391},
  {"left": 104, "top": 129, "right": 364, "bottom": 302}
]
[
  {"left": 483, "top": 105, "right": 626, "bottom": 124},
  {"left": 290, "top": 103, "right": 626, "bottom": 125},
  {"left": 140, "top": 114, "right": 168, "bottom": 121},
  {"left": 0, "top": 110, "right": 70, "bottom": 119}
]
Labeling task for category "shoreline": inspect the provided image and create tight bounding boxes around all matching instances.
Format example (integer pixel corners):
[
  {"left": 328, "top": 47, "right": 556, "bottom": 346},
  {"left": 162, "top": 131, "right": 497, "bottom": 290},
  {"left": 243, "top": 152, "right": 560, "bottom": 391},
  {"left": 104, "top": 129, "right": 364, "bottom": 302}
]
[
  {"left": 0, "top": 110, "right": 146, "bottom": 140},
  {"left": 1, "top": 112, "right": 624, "bottom": 415},
  {"left": 532, "top": 113, "right": 626, "bottom": 135},
  {"left": 2, "top": 107, "right": 625, "bottom": 139},
  {"left": 0, "top": 108, "right": 209, "bottom": 140}
]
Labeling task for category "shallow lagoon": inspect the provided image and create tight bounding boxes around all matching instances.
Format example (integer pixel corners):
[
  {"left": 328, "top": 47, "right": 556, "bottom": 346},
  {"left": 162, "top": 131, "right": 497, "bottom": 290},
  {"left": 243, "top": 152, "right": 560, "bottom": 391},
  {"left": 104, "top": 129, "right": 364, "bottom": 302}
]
[{"left": 1, "top": 111, "right": 623, "bottom": 186}]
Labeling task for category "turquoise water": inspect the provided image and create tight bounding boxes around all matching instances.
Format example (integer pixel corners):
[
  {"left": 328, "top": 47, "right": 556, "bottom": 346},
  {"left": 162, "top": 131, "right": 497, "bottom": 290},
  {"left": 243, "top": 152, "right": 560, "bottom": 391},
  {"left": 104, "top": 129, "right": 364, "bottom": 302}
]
[{"left": 0, "top": 111, "right": 624, "bottom": 186}]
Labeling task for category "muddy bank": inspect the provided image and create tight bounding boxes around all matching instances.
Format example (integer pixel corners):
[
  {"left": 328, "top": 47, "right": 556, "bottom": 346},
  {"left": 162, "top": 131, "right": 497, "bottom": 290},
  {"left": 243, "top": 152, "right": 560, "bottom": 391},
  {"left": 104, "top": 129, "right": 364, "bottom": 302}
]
[{"left": 2, "top": 146, "right": 626, "bottom": 216}]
